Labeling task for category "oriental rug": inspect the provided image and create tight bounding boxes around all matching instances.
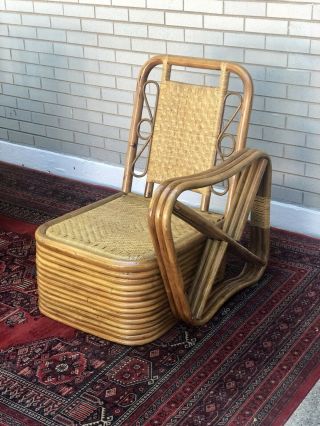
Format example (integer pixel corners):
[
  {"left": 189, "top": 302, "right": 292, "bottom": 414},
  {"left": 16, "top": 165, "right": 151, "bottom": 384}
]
[{"left": 0, "top": 162, "right": 319, "bottom": 426}]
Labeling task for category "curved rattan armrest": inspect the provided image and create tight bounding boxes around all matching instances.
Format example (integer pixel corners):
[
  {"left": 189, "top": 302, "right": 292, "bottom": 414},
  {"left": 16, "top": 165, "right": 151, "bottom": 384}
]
[
  {"left": 149, "top": 149, "right": 271, "bottom": 237},
  {"left": 150, "top": 149, "right": 270, "bottom": 208},
  {"left": 148, "top": 148, "right": 272, "bottom": 323}
]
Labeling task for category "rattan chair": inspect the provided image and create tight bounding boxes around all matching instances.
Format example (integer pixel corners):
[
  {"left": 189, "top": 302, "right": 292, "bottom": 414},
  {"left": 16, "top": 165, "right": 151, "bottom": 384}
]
[{"left": 35, "top": 55, "right": 271, "bottom": 345}]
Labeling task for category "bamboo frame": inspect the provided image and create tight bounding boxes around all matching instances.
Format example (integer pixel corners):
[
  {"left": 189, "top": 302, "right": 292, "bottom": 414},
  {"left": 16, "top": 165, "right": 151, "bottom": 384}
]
[
  {"left": 122, "top": 55, "right": 253, "bottom": 207},
  {"left": 149, "top": 148, "right": 271, "bottom": 324},
  {"left": 35, "top": 55, "right": 271, "bottom": 345}
]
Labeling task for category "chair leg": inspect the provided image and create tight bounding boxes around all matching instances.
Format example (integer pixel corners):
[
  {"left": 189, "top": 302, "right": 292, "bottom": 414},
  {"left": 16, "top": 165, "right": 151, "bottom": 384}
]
[
  {"left": 191, "top": 160, "right": 272, "bottom": 325},
  {"left": 149, "top": 153, "right": 272, "bottom": 327},
  {"left": 193, "top": 225, "right": 270, "bottom": 325}
]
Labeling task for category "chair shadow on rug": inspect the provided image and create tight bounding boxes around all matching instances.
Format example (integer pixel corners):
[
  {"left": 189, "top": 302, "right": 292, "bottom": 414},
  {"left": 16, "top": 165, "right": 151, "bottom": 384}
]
[{"left": 35, "top": 55, "right": 271, "bottom": 345}]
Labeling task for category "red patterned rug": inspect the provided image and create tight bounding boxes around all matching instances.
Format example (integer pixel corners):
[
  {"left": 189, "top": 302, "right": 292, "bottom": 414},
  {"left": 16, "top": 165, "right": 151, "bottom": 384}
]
[
  {"left": 0, "top": 162, "right": 319, "bottom": 426},
  {"left": 0, "top": 161, "right": 116, "bottom": 225}
]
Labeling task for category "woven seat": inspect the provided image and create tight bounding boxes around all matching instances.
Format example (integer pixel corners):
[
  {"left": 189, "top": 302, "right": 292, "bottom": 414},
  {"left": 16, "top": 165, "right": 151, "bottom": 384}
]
[
  {"left": 45, "top": 193, "right": 219, "bottom": 261},
  {"left": 36, "top": 55, "right": 271, "bottom": 344}
]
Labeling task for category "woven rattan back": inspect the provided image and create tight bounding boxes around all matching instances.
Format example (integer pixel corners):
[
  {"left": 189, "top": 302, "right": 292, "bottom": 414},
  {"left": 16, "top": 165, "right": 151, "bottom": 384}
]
[
  {"left": 123, "top": 55, "right": 253, "bottom": 210},
  {"left": 147, "top": 70, "right": 228, "bottom": 196}
]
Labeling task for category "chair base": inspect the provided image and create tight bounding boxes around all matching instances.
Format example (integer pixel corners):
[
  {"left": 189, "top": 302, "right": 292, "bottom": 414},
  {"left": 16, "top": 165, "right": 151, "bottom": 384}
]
[{"left": 36, "top": 222, "right": 205, "bottom": 345}]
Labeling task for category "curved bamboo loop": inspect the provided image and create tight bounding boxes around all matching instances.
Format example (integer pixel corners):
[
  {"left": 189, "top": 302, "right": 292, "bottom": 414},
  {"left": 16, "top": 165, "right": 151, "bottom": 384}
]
[
  {"left": 131, "top": 81, "right": 160, "bottom": 178},
  {"left": 148, "top": 150, "right": 271, "bottom": 324}
]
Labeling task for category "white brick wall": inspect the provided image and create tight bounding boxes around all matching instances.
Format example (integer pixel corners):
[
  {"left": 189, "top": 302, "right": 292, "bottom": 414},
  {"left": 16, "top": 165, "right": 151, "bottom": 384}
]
[{"left": 0, "top": 0, "right": 319, "bottom": 210}]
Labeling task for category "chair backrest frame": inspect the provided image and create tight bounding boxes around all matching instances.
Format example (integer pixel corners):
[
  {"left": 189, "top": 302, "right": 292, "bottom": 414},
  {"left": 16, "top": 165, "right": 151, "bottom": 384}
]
[{"left": 122, "top": 55, "right": 253, "bottom": 211}]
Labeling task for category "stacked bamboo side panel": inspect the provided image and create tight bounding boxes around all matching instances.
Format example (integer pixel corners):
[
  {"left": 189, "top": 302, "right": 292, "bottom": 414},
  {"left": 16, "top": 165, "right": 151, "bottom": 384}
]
[{"left": 36, "top": 226, "right": 206, "bottom": 345}]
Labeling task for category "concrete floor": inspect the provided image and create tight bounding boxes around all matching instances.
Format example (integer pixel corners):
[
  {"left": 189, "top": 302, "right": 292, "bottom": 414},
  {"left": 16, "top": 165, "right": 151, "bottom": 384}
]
[{"left": 285, "top": 380, "right": 320, "bottom": 425}]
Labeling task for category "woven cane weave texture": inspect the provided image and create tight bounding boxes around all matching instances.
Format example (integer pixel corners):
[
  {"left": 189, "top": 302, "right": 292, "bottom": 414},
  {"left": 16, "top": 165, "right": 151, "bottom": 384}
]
[
  {"left": 251, "top": 196, "right": 270, "bottom": 229},
  {"left": 46, "top": 193, "right": 219, "bottom": 261},
  {"left": 148, "top": 81, "right": 219, "bottom": 181},
  {"left": 147, "top": 79, "right": 226, "bottom": 189}
]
